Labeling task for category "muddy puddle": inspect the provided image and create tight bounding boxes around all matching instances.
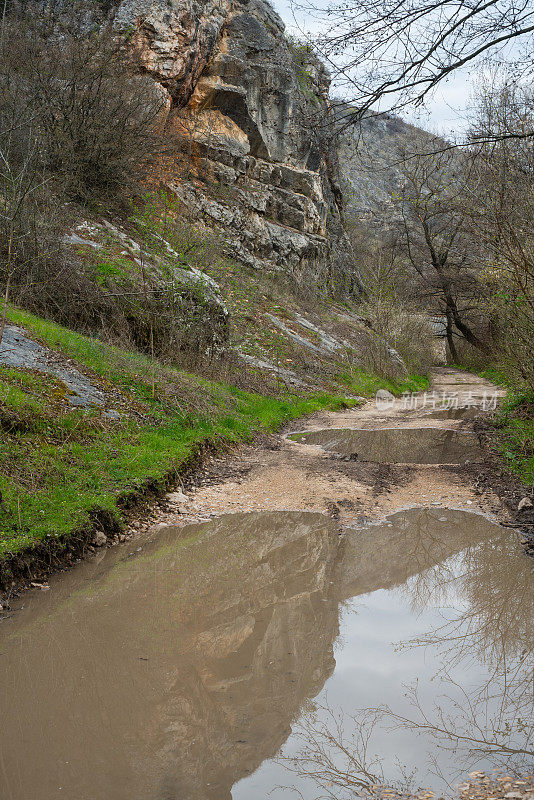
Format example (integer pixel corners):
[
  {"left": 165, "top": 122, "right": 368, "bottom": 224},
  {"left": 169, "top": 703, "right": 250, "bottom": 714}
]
[
  {"left": 421, "top": 406, "right": 481, "bottom": 420},
  {"left": 0, "top": 508, "right": 532, "bottom": 800},
  {"left": 288, "top": 427, "right": 483, "bottom": 463}
]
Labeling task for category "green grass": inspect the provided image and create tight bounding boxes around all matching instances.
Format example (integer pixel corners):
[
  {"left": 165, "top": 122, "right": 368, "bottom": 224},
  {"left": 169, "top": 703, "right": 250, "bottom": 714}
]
[
  {"left": 337, "top": 368, "right": 430, "bottom": 397},
  {"left": 1, "top": 306, "right": 431, "bottom": 566},
  {"left": 492, "top": 411, "right": 534, "bottom": 485},
  {"left": 88, "top": 254, "right": 133, "bottom": 286},
  {"left": 0, "top": 306, "right": 361, "bottom": 561},
  {"left": 478, "top": 367, "right": 534, "bottom": 485}
]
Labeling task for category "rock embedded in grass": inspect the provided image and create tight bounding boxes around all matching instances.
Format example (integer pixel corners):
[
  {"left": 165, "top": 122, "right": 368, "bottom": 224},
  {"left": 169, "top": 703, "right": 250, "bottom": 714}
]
[{"left": 92, "top": 530, "right": 107, "bottom": 547}]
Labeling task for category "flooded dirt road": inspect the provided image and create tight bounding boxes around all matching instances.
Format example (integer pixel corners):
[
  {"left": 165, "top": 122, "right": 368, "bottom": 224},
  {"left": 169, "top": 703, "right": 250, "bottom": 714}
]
[
  {"left": 287, "top": 427, "right": 483, "bottom": 464},
  {"left": 0, "top": 368, "right": 532, "bottom": 799},
  {"left": 0, "top": 509, "right": 532, "bottom": 800},
  {"left": 157, "top": 367, "right": 508, "bottom": 528}
]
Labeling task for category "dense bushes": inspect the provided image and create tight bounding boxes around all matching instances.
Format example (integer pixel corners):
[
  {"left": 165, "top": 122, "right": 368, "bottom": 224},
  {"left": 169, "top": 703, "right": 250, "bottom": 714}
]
[
  {"left": 0, "top": 4, "right": 230, "bottom": 364},
  {"left": 0, "top": 0, "right": 172, "bottom": 347},
  {"left": 0, "top": 1, "right": 165, "bottom": 201}
]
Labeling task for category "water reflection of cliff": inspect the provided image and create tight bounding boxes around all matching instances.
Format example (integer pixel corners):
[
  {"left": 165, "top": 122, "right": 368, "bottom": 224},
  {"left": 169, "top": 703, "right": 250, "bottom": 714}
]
[
  {"left": 333, "top": 507, "right": 495, "bottom": 600},
  {"left": 0, "top": 508, "right": 529, "bottom": 800},
  {"left": 0, "top": 512, "right": 340, "bottom": 800}
]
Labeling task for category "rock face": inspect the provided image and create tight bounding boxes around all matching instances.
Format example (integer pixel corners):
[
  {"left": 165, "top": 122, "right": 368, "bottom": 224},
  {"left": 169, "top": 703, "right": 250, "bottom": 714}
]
[
  {"left": 338, "top": 109, "right": 440, "bottom": 231},
  {"left": 114, "top": 0, "right": 345, "bottom": 278}
]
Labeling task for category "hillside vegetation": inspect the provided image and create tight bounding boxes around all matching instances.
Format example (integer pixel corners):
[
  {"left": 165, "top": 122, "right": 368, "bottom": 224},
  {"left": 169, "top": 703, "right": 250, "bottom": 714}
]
[
  {"left": 0, "top": 0, "right": 532, "bottom": 582},
  {"left": 0, "top": 303, "right": 429, "bottom": 584}
]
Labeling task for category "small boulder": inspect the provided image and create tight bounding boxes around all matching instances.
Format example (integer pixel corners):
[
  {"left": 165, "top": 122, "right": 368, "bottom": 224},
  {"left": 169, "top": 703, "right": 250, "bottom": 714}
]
[
  {"left": 167, "top": 490, "right": 188, "bottom": 505},
  {"left": 92, "top": 530, "right": 108, "bottom": 547},
  {"left": 518, "top": 496, "right": 533, "bottom": 512},
  {"left": 148, "top": 522, "right": 169, "bottom": 535}
]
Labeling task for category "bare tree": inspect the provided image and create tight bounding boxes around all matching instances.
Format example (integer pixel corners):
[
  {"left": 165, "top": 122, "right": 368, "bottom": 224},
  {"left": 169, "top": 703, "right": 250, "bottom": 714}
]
[
  {"left": 293, "top": 0, "right": 534, "bottom": 135},
  {"left": 464, "top": 75, "right": 534, "bottom": 390},
  {"left": 396, "top": 146, "right": 490, "bottom": 360}
]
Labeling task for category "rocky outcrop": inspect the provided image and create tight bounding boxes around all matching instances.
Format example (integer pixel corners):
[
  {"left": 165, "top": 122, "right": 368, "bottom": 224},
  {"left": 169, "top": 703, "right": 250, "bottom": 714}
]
[
  {"left": 62, "top": 218, "right": 229, "bottom": 358},
  {"left": 337, "top": 109, "right": 441, "bottom": 231},
  {"left": 113, "top": 0, "right": 345, "bottom": 278},
  {"left": 0, "top": 324, "right": 121, "bottom": 416},
  {"left": 114, "top": 0, "right": 231, "bottom": 105}
]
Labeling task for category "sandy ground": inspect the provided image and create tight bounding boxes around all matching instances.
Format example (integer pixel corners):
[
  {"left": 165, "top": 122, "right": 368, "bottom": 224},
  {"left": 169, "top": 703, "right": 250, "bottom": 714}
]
[{"left": 133, "top": 368, "right": 509, "bottom": 535}]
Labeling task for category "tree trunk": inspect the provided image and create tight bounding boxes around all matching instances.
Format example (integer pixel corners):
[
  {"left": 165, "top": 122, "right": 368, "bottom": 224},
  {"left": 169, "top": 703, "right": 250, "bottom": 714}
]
[
  {"left": 434, "top": 262, "right": 490, "bottom": 353},
  {"left": 445, "top": 308, "right": 458, "bottom": 362},
  {"left": 0, "top": 273, "right": 11, "bottom": 349},
  {"left": 449, "top": 301, "right": 489, "bottom": 353}
]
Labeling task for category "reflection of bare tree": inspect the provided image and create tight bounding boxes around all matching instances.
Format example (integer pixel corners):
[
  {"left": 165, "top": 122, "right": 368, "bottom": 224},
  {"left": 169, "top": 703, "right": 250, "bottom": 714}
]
[
  {"left": 386, "top": 529, "right": 534, "bottom": 778},
  {"left": 374, "top": 654, "right": 533, "bottom": 770},
  {"left": 282, "top": 513, "right": 533, "bottom": 795},
  {"left": 280, "top": 705, "right": 386, "bottom": 799},
  {"left": 279, "top": 704, "right": 422, "bottom": 800},
  {"left": 400, "top": 532, "right": 533, "bottom": 662},
  {"left": 332, "top": 508, "right": 495, "bottom": 602}
]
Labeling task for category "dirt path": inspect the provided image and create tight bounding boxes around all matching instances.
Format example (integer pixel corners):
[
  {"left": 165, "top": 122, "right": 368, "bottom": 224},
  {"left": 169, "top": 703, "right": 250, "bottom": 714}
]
[{"left": 136, "top": 368, "right": 510, "bottom": 534}]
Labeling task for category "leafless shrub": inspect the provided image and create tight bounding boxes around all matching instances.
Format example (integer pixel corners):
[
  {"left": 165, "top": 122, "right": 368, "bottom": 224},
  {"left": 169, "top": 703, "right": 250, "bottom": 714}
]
[
  {"left": 1, "top": 0, "right": 167, "bottom": 201},
  {"left": 464, "top": 76, "right": 534, "bottom": 392},
  {"left": 356, "top": 304, "right": 435, "bottom": 379},
  {"left": 346, "top": 235, "right": 435, "bottom": 377},
  {"left": 123, "top": 191, "right": 229, "bottom": 365},
  {"left": 0, "top": 0, "right": 173, "bottom": 342}
]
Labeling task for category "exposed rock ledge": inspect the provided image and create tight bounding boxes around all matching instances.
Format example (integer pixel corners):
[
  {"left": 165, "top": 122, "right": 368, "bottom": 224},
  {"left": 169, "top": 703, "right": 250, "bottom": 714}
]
[{"left": 113, "top": 0, "right": 347, "bottom": 277}]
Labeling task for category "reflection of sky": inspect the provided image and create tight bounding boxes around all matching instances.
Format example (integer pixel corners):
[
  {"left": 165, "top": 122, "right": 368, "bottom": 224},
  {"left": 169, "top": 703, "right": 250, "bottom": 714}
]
[
  {"left": 269, "top": 0, "right": 524, "bottom": 136},
  {"left": 232, "top": 552, "right": 521, "bottom": 800}
]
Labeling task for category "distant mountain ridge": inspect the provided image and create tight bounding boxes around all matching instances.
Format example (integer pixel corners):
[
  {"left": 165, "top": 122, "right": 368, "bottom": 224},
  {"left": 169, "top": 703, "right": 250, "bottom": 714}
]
[{"left": 337, "top": 108, "right": 442, "bottom": 228}]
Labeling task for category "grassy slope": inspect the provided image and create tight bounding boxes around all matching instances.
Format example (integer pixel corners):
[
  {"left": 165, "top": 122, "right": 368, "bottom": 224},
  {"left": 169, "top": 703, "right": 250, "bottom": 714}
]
[
  {"left": 65, "top": 211, "right": 431, "bottom": 396},
  {"left": 479, "top": 367, "right": 534, "bottom": 485},
  {"left": 202, "top": 254, "right": 430, "bottom": 394},
  {"left": 0, "top": 305, "right": 427, "bottom": 567}
]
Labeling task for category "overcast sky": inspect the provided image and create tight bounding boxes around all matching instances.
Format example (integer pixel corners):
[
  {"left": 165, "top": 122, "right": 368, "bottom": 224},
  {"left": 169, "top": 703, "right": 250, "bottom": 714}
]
[{"left": 270, "top": 0, "right": 480, "bottom": 137}]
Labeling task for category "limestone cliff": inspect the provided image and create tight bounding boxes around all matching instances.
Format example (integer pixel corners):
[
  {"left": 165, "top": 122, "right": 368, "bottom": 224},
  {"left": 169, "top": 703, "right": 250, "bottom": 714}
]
[{"left": 113, "top": 0, "right": 345, "bottom": 278}]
